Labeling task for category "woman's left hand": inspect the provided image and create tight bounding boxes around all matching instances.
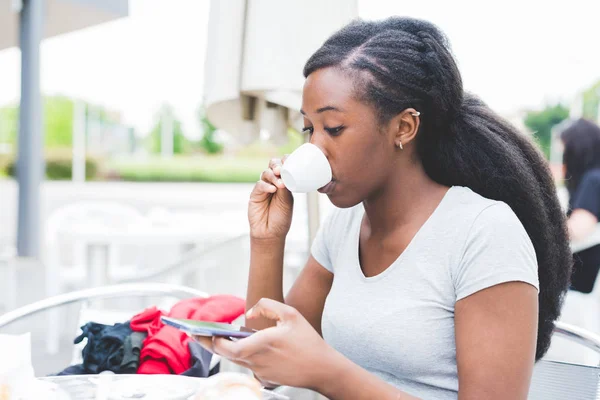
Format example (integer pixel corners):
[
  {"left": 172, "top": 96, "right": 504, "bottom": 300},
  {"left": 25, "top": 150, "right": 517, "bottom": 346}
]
[{"left": 194, "top": 298, "right": 334, "bottom": 390}]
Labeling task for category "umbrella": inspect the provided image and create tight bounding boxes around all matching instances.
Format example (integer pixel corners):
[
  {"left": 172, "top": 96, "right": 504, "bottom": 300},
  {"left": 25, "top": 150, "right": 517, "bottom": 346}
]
[{"left": 204, "top": 0, "right": 357, "bottom": 241}]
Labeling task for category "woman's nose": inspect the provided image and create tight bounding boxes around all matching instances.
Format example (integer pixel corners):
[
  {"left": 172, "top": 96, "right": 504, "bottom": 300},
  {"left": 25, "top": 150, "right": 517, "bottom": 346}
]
[{"left": 308, "top": 138, "right": 328, "bottom": 158}]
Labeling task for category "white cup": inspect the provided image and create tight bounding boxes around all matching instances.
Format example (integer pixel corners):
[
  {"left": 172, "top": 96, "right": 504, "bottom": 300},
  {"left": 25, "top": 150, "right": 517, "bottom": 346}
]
[{"left": 281, "top": 143, "right": 332, "bottom": 193}]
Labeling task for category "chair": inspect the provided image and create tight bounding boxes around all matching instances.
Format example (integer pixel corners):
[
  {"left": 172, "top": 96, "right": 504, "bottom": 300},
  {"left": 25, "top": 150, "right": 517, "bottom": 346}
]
[
  {"left": 43, "top": 201, "right": 150, "bottom": 354},
  {"left": 529, "top": 321, "right": 600, "bottom": 399},
  {"left": 44, "top": 201, "right": 149, "bottom": 295},
  {"left": 0, "top": 283, "right": 222, "bottom": 373}
]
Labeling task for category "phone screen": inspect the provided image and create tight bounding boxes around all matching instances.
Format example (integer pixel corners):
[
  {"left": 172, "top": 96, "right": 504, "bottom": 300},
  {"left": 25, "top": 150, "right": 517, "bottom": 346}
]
[{"left": 161, "top": 317, "right": 255, "bottom": 337}]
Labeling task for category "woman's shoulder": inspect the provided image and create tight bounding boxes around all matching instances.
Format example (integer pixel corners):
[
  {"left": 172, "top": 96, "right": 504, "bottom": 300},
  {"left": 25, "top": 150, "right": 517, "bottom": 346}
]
[
  {"left": 448, "top": 186, "right": 527, "bottom": 238},
  {"left": 445, "top": 186, "right": 507, "bottom": 216},
  {"left": 443, "top": 186, "right": 526, "bottom": 239}
]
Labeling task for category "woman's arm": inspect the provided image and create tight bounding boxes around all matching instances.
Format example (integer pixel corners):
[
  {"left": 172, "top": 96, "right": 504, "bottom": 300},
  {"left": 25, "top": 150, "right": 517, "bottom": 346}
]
[
  {"left": 567, "top": 208, "right": 598, "bottom": 242},
  {"left": 246, "top": 248, "right": 334, "bottom": 333},
  {"left": 245, "top": 156, "right": 334, "bottom": 332},
  {"left": 245, "top": 238, "right": 287, "bottom": 330},
  {"left": 454, "top": 281, "right": 538, "bottom": 400}
]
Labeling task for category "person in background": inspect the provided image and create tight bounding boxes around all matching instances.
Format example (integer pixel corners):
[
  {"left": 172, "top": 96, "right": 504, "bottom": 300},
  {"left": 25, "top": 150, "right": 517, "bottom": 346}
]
[
  {"left": 199, "top": 17, "right": 572, "bottom": 399},
  {"left": 562, "top": 118, "right": 600, "bottom": 293}
]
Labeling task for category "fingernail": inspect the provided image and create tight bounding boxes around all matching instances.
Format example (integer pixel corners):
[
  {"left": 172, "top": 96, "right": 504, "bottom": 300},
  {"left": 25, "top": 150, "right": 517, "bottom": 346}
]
[
  {"left": 277, "top": 179, "right": 283, "bottom": 186},
  {"left": 246, "top": 308, "right": 254, "bottom": 318}
]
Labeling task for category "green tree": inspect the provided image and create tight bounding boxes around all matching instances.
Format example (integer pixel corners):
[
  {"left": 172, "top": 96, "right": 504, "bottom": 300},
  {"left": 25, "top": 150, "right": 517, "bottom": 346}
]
[
  {"left": 0, "top": 105, "right": 18, "bottom": 145},
  {"left": 524, "top": 103, "right": 569, "bottom": 159},
  {"left": 582, "top": 80, "right": 600, "bottom": 122},
  {"left": 197, "top": 108, "right": 223, "bottom": 154},
  {"left": 146, "top": 105, "right": 188, "bottom": 154},
  {"left": 44, "top": 96, "right": 75, "bottom": 147},
  {"left": 0, "top": 96, "right": 75, "bottom": 148}
]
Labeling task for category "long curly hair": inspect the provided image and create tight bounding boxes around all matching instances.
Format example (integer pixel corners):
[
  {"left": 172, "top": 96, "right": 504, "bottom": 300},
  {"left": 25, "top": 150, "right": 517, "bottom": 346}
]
[{"left": 304, "top": 17, "right": 571, "bottom": 360}]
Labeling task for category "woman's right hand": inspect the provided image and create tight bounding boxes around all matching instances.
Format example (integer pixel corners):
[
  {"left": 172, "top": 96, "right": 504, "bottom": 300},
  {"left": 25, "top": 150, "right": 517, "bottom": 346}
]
[{"left": 248, "top": 157, "right": 294, "bottom": 241}]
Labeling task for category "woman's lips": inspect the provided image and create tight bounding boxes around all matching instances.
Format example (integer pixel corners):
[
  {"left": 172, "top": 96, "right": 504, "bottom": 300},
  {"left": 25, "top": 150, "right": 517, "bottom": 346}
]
[{"left": 318, "top": 179, "right": 336, "bottom": 194}]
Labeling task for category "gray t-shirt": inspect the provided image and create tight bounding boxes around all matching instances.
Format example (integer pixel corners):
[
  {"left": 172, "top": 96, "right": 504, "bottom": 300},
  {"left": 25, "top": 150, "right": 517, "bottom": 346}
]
[{"left": 311, "top": 186, "right": 539, "bottom": 399}]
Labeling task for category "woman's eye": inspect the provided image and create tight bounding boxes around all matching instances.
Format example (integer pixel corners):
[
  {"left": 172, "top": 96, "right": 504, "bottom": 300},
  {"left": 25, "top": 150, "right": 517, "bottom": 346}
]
[
  {"left": 325, "top": 125, "right": 345, "bottom": 136},
  {"left": 302, "top": 127, "right": 314, "bottom": 135}
]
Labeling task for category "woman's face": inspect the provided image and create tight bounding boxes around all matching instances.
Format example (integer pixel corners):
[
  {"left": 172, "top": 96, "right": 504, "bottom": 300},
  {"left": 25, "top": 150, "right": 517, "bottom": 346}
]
[{"left": 301, "top": 67, "right": 399, "bottom": 208}]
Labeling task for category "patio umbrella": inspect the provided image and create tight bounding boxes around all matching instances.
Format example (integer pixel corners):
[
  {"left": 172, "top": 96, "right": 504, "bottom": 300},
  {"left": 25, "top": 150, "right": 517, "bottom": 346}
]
[{"left": 204, "top": 0, "right": 357, "bottom": 242}]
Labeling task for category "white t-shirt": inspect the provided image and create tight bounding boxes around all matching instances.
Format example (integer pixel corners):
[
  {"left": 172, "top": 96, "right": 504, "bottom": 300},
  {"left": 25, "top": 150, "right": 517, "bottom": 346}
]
[{"left": 311, "top": 186, "right": 539, "bottom": 399}]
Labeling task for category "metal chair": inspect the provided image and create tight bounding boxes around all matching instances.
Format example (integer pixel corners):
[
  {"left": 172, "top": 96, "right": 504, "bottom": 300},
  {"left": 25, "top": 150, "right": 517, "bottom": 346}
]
[
  {"left": 529, "top": 321, "right": 600, "bottom": 399},
  {"left": 0, "top": 283, "right": 222, "bottom": 373}
]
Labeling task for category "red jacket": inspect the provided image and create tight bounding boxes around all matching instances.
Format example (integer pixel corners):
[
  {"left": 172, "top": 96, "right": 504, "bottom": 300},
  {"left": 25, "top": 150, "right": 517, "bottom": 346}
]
[{"left": 130, "top": 295, "right": 245, "bottom": 374}]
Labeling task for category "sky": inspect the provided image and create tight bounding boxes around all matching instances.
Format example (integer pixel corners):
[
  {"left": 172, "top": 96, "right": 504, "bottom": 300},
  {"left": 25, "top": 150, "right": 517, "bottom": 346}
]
[{"left": 0, "top": 0, "right": 599, "bottom": 139}]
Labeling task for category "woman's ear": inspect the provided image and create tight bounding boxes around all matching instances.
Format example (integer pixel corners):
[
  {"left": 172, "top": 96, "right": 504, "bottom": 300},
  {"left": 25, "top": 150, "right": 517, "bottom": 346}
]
[{"left": 390, "top": 108, "right": 420, "bottom": 149}]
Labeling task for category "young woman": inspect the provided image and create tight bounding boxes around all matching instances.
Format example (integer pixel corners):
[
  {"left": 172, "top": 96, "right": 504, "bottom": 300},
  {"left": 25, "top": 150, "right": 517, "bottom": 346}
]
[
  {"left": 561, "top": 118, "right": 600, "bottom": 293},
  {"left": 198, "top": 17, "right": 572, "bottom": 399}
]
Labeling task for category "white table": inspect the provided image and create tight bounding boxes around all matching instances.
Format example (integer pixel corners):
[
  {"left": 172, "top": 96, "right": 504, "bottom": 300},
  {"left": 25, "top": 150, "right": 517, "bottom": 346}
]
[
  {"left": 56, "top": 211, "right": 249, "bottom": 287},
  {"left": 40, "top": 374, "right": 289, "bottom": 400}
]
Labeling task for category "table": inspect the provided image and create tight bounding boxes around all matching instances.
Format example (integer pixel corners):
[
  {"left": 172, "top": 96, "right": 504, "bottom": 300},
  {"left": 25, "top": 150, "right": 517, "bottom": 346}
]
[
  {"left": 59, "top": 211, "right": 250, "bottom": 287},
  {"left": 40, "top": 374, "right": 289, "bottom": 400}
]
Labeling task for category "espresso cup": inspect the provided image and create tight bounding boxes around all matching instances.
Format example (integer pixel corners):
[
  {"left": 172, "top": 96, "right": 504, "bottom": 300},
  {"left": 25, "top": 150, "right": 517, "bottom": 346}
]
[{"left": 280, "top": 143, "right": 332, "bottom": 193}]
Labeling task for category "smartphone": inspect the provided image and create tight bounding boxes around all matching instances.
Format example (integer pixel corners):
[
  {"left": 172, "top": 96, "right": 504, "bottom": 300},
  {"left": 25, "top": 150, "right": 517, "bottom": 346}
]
[{"left": 160, "top": 316, "right": 256, "bottom": 338}]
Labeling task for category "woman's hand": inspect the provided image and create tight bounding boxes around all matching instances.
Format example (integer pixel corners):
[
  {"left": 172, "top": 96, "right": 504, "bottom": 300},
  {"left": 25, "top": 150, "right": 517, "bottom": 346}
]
[
  {"left": 248, "top": 158, "right": 294, "bottom": 241},
  {"left": 195, "top": 299, "right": 334, "bottom": 390}
]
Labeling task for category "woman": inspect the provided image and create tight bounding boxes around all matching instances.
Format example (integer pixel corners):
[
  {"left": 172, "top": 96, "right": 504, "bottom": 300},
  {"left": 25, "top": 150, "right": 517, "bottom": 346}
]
[
  {"left": 561, "top": 118, "right": 600, "bottom": 293},
  {"left": 199, "top": 17, "right": 571, "bottom": 399}
]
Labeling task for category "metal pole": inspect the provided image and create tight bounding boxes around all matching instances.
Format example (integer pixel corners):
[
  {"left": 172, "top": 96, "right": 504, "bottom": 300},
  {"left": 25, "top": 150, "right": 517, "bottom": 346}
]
[
  {"left": 16, "top": 0, "right": 44, "bottom": 257},
  {"left": 72, "top": 100, "right": 86, "bottom": 182}
]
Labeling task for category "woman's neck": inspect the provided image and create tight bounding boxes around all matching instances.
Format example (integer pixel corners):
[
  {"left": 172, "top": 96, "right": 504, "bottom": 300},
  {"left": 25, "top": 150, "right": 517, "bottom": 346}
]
[{"left": 362, "top": 162, "right": 449, "bottom": 237}]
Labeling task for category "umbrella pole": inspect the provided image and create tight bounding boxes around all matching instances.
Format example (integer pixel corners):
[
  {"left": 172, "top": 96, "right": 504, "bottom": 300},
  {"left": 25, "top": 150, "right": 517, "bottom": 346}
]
[
  {"left": 307, "top": 191, "right": 320, "bottom": 247},
  {"left": 17, "top": 0, "right": 44, "bottom": 258}
]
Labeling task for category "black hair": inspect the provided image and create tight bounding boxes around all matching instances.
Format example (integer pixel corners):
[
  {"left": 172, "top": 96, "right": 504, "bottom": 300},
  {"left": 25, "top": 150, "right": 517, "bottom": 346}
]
[
  {"left": 560, "top": 118, "right": 600, "bottom": 200},
  {"left": 304, "top": 17, "right": 571, "bottom": 360}
]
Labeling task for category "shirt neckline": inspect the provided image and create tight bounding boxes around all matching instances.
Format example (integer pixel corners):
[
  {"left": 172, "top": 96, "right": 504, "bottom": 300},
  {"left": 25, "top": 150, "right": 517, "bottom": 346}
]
[{"left": 353, "top": 186, "right": 456, "bottom": 283}]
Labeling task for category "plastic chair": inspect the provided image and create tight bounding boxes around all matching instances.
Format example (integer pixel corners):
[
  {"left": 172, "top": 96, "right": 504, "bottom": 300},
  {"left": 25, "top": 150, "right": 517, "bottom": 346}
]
[
  {"left": 44, "top": 201, "right": 149, "bottom": 294},
  {"left": 43, "top": 201, "right": 151, "bottom": 354}
]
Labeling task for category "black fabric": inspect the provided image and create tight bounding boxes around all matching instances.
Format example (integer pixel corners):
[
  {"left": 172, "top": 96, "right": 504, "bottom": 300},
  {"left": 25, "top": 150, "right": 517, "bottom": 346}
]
[
  {"left": 67, "top": 321, "right": 133, "bottom": 374},
  {"left": 180, "top": 341, "right": 215, "bottom": 377},
  {"left": 571, "top": 245, "right": 600, "bottom": 293},
  {"left": 120, "top": 331, "right": 147, "bottom": 373},
  {"left": 56, "top": 364, "right": 86, "bottom": 376},
  {"left": 55, "top": 322, "right": 217, "bottom": 377},
  {"left": 570, "top": 169, "right": 600, "bottom": 293}
]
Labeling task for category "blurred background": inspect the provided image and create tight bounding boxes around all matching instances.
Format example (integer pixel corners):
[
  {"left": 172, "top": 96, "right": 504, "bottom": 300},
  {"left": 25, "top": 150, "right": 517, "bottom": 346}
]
[{"left": 1, "top": 0, "right": 599, "bottom": 378}]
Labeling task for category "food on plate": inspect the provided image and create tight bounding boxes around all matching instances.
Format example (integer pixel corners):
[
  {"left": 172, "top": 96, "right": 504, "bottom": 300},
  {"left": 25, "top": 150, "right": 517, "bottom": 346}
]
[{"left": 194, "top": 372, "right": 262, "bottom": 400}]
